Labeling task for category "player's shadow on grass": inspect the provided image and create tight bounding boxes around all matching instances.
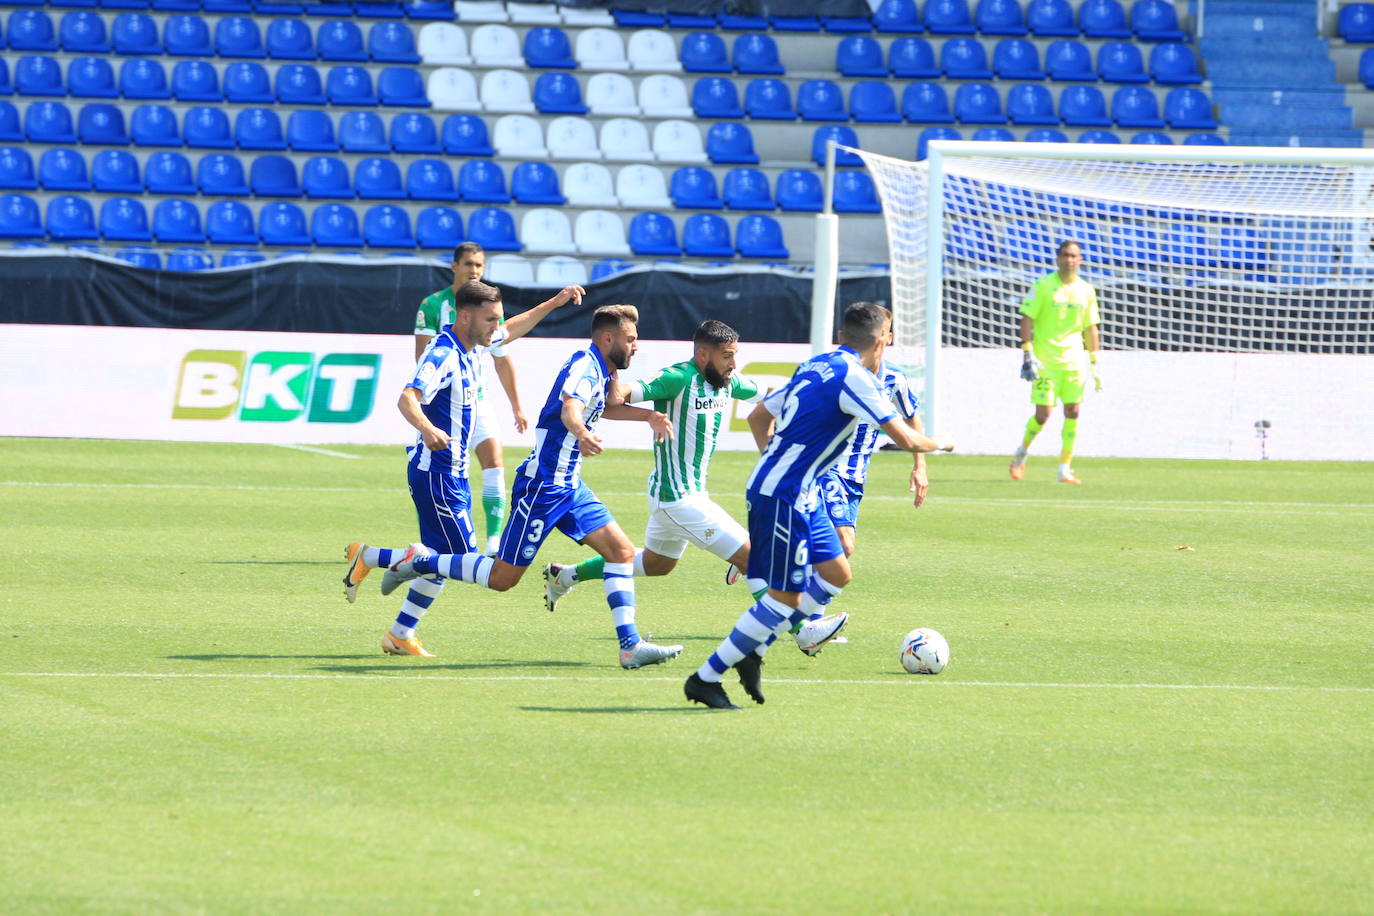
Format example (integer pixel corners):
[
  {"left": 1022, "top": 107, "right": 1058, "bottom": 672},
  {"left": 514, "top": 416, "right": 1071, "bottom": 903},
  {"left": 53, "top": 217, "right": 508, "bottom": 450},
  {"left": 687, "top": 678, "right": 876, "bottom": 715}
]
[
  {"left": 169, "top": 653, "right": 377, "bottom": 661},
  {"left": 518, "top": 705, "right": 700, "bottom": 715},
  {"left": 312, "top": 660, "right": 591, "bottom": 674}
]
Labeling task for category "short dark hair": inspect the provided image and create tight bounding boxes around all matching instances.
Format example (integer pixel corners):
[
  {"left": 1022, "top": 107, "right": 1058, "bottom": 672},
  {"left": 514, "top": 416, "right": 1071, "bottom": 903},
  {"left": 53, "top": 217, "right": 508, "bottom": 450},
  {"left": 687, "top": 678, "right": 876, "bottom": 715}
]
[
  {"left": 1057, "top": 240, "right": 1081, "bottom": 255},
  {"left": 839, "top": 301, "right": 888, "bottom": 351},
  {"left": 592, "top": 304, "right": 639, "bottom": 335},
  {"left": 453, "top": 280, "right": 501, "bottom": 310},
  {"left": 694, "top": 320, "right": 739, "bottom": 349},
  {"left": 453, "top": 241, "right": 484, "bottom": 262}
]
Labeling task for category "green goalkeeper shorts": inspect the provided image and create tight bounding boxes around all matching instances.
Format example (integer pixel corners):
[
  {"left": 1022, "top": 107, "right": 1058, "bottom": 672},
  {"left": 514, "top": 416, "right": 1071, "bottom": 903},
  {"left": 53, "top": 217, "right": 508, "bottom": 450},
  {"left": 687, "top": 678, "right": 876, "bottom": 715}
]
[{"left": 1031, "top": 365, "right": 1086, "bottom": 407}]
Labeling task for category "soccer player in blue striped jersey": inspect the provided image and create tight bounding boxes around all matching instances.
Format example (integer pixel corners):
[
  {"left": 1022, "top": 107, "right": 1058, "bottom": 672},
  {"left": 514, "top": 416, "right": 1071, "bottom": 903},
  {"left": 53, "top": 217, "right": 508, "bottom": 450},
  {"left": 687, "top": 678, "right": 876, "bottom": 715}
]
[
  {"left": 685, "top": 303, "right": 955, "bottom": 709},
  {"left": 340, "top": 279, "right": 584, "bottom": 657},
  {"left": 378, "top": 305, "right": 685, "bottom": 670}
]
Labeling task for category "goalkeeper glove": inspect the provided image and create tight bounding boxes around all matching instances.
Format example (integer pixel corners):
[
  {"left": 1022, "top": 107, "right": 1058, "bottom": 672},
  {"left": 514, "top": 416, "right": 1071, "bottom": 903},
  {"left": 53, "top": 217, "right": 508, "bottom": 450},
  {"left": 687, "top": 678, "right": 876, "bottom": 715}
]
[
  {"left": 1019, "top": 351, "right": 1040, "bottom": 382},
  {"left": 1090, "top": 352, "right": 1102, "bottom": 391}
]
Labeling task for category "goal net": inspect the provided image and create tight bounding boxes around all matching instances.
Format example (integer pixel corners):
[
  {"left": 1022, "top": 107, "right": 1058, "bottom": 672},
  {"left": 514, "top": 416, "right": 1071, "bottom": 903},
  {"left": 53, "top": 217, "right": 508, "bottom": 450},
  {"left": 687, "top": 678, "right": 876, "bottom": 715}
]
[{"left": 841, "top": 141, "right": 1374, "bottom": 458}]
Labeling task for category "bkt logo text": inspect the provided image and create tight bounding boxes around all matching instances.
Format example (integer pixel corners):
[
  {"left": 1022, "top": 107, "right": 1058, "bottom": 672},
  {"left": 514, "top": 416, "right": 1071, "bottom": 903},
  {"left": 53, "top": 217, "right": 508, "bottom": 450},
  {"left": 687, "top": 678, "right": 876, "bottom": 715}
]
[{"left": 174, "top": 349, "right": 381, "bottom": 423}]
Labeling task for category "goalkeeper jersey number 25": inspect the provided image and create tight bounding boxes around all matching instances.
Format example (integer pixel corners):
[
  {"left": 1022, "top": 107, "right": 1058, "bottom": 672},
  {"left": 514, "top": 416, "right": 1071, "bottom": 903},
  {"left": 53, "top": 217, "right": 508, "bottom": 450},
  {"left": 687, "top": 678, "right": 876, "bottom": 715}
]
[{"left": 1019, "top": 272, "right": 1099, "bottom": 371}]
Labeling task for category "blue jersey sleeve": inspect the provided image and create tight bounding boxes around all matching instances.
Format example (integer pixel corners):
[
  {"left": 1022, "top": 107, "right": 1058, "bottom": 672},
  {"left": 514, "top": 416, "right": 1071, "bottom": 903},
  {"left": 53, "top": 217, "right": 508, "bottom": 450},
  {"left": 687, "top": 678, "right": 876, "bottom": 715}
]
[
  {"left": 560, "top": 352, "right": 602, "bottom": 407},
  {"left": 408, "top": 345, "right": 455, "bottom": 405},
  {"left": 886, "top": 366, "right": 920, "bottom": 419},
  {"left": 837, "top": 363, "right": 897, "bottom": 428}
]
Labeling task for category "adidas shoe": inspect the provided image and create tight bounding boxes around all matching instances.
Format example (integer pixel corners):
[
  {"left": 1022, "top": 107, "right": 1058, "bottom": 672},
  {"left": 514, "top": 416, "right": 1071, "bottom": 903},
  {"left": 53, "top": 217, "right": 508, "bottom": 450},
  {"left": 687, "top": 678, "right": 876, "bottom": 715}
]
[
  {"left": 735, "top": 654, "right": 765, "bottom": 705},
  {"left": 342, "top": 541, "right": 372, "bottom": 604},
  {"left": 795, "top": 612, "right": 850, "bottom": 657},
  {"left": 380, "top": 543, "right": 433, "bottom": 596},
  {"left": 381, "top": 631, "right": 434, "bottom": 657},
  {"left": 684, "top": 673, "right": 740, "bottom": 710},
  {"left": 543, "top": 563, "right": 573, "bottom": 612},
  {"left": 619, "top": 639, "right": 683, "bottom": 670},
  {"left": 724, "top": 563, "right": 742, "bottom": 586}
]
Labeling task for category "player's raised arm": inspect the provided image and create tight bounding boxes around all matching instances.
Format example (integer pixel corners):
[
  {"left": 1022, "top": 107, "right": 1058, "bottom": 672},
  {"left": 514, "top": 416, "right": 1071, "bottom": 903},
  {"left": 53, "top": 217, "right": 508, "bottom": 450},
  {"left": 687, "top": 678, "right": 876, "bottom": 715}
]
[{"left": 502, "top": 285, "right": 586, "bottom": 344}]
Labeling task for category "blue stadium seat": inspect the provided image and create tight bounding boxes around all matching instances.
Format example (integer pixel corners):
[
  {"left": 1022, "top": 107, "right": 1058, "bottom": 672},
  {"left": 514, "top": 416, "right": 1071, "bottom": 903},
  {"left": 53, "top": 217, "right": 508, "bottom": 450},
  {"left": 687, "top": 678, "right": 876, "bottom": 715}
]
[
  {"left": 821, "top": 10, "right": 874, "bottom": 32},
  {"left": 833, "top": 170, "right": 881, "bottom": 213},
  {"left": 612, "top": 9, "right": 666, "bottom": 27},
  {"left": 266, "top": 18, "right": 315, "bottom": 59},
  {"left": 872, "top": 0, "right": 923, "bottom": 32},
  {"left": 120, "top": 58, "right": 171, "bottom": 99},
  {"left": 204, "top": 0, "right": 252, "bottom": 13},
  {"left": 1004, "top": 218, "right": 1054, "bottom": 262},
  {"left": 406, "top": 157, "right": 458, "bottom": 200},
  {"left": 249, "top": 154, "right": 300, "bottom": 196},
  {"left": 850, "top": 81, "right": 901, "bottom": 122},
  {"left": 1362, "top": 48, "right": 1374, "bottom": 87},
  {"left": 318, "top": 19, "right": 368, "bottom": 60},
  {"left": 1162, "top": 222, "right": 1215, "bottom": 267},
  {"left": 769, "top": 14, "right": 821, "bottom": 32},
  {"left": 589, "top": 257, "right": 634, "bottom": 281},
  {"left": 744, "top": 78, "right": 796, "bottom": 119},
  {"left": 775, "top": 169, "right": 822, "bottom": 212},
  {"left": 0, "top": 193, "right": 43, "bottom": 238},
  {"left": 327, "top": 65, "right": 377, "bottom": 105},
  {"left": 60, "top": 10, "right": 111, "bottom": 51},
  {"left": 722, "top": 167, "right": 773, "bottom": 210},
  {"left": 628, "top": 211, "right": 681, "bottom": 255},
  {"left": 1078, "top": 128, "right": 1122, "bottom": 142},
  {"left": 948, "top": 217, "right": 994, "bottom": 261},
  {"left": 78, "top": 102, "right": 129, "bottom": 143},
  {"left": 302, "top": 155, "right": 353, "bottom": 197},
  {"left": 198, "top": 152, "right": 250, "bottom": 195},
  {"left": 165, "top": 246, "right": 213, "bottom": 271},
  {"left": 339, "top": 111, "right": 389, "bottom": 151},
  {"left": 916, "top": 125, "right": 961, "bottom": 159},
  {"left": 706, "top": 122, "right": 759, "bottom": 164},
  {"left": 1079, "top": 0, "right": 1130, "bottom": 37},
  {"left": 533, "top": 72, "right": 587, "bottom": 114},
  {"left": 1007, "top": 83, "right": 1058, "bottom": 125},
  {"left": 1339, "top": 3, "right": 1374, "bottom": 41},
  {"left": 902, "top": 82, "right": 955, "bottom": 122},
  {"left": 889, "top": 37, "right": 940, "bottom": 77},
  {"left": 510, "top": 161, "right": 564, "bottom": 205},
  {"left": 1166, "top": 87, "right": 1216, "bottom": 128},
  {"left": 259, "top": 201, "right": 311, "bottom": 245},
  {"left": 131, "top": 103, "right": 180, "bottom": 146},
  {"left": 1025, "top": 126, "right": 1069, "bottom": 141},
  {"left": 312, "top": 202, "right": 363, "bottom": 246},
  {"left": 522, "top": 26, "right": 577, "bottom": 70},
  {"left": 25, "top": 101, "right": 77, "bottom": 143},
  {"left": 145, "top": 150, "right": 194, "bottom": 193},
  {"left": 378, "top": 67, "right": 429, "bottom": 106},
  {"left": 1060, "top": 85, "right": 1111, "bottom": 125},
  {"left": 0, "top": 147, "right": 38, "bottom": 190},
  {"left": 39, "top": 148, "right": 90, "bottom": 191},
  {"left": 1130, "top": 130, "right": 1173, "bottom": 143},
  {"left": 442, "top": 113, "right": 493, "bottom": 156},
  {"left": 1217, "top": 226, "right": 1263, "bottom": 270},
  {"left": 225, "top": 62, "right": 275, "bottom": 103},
  {"left": 693, "top": 76, "right": 745, "bottom": 118},
  {"left": 99, "top": 196, "right": 150, "bottom": 240},
  {"left": 276, "top": 63, "right": 326, "bottom": 104},
  {"left": 7, "top": 10, "right": 58, "bottom": 51},
  {"left": 369, "top": 20, "right": 420, "bottom": 62},
  {"left": 112, "top": 12, "right": 161, "bottom": 53},
  {"left": 1027, "top": 0, "right": 1078, "bottom": 35},
  {"left": 364, "top": 204, "right": 416, "bottom": 248},
  {"left": 977, "top": 0, "right": 1028, "bottom": 34},
  {"left": 1109, "top": 224, "right": 1157, "bottom": 265},
  {"left": 681, "top": 32, "right": 730, "bottom": 73},
  {"left": 1131, "top": 0, "right": 1185, "bottom": 40},
  {"left": 47, "top": 194, "right": 98, "bottom": 240},
  {"left": 1112, "top": 85, "right": 1164, "bottom": 126},
  {"left": 735, "top": 214, "right": 787, "bottom": 258},
  {"left": 406, "top": 0, "right": 456, "bottom": 18},
  {"left": 173, "top": 60, "right": 222, "bottom": 101},
  {"left": 390, "top": 112, "right": 440, "bottom": 153},
  {"left": 992, "top": 38, "right": 1045, "bottom": 79},
  {"left": 972, "top": 126, "right": 1015, "bottom": 141},
  {"left": 1046, "top": 40, "right": 1096, "bottom": 80},
  {"left": 221, "top": 248, "right": 266, "bottom": 267},
  {"left": 468, "top": 205, "right": 521, "bottom": 251},
  {"left": 416, "top": 205, "right": 462, "bottom": 249},
  {"left": 216, "top": 16, "right": 266, "bottom": 57},
  {"left": 356, "top": 1, "right": 406, "bottom": 18},
  {"left": 458, "top": 158, "right": 508, "bottom": 202},
  {"left": 288, "top": 109, "right": 337, "bottom": 151},
  {"left": 836, "top": 36, "right": 888, "bottom": 76},
  {"left": 0, "top": 61, "right": 10, "bottom": 97},
  {"left": 355, "top": 156, "right": 405, "bottom": 199},
  {"left": 941, "top": 37, "right": 993, "bottom": 79},
  {"left": 797, "top": 79, "right": 847, "bottom": 121},
  {"left": 682, "top": 212, "right": 732, "bottom": 257},
  {"left": 1099, "top": 41, "right": 1148, "bottom": 82},
  {"left": 116, "top": 246, "right": 161, "bottom": 270},
  {"left": 236, "top": 107, "right": 287, "bottom": 149},
  {"left": 1150, "top": 42, "right": 1201, "bottom": 84},
  {"left": 164, "top": 14, "right": 213, "bottom": 55},
  {"left": 733, "top": 34, "right": 784, "bottom": 74},
  {"left": 15, "top": 56, "right": 64, "bottom": 97},
  {"left": 811, "top": 124, "right": 864, "bottom": 165},
  {"left": 670, "top": 166, "right": 723, "bottom": 208},
  {"left": 926, "top": 0, "right": 975, "bottom": 33}
]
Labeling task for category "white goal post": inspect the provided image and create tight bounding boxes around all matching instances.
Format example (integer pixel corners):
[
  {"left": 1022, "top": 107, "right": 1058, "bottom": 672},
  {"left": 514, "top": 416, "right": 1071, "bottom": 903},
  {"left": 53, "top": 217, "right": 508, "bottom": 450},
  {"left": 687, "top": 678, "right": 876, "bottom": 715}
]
[{"left": 811, "top": 141, "right": 1374, "bottom": 459}]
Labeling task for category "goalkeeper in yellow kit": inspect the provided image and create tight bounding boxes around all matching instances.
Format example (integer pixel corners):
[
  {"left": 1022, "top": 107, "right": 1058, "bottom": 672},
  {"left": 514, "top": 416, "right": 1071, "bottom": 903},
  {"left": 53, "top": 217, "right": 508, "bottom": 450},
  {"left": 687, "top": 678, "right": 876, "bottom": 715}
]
[{"left": 1009, "top": 240, "right": 1102, "bottom": 484}]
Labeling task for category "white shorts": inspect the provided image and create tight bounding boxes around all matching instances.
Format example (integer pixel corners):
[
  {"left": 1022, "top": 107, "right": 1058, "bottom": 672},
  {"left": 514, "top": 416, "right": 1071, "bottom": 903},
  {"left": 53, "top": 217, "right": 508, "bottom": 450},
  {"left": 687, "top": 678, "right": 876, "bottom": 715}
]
[
  {"left": 470, "top": 394, "right": 499, "bottom": 450},
  {"left": 644, "top": 492, "right": 747, "bottom": 562}
]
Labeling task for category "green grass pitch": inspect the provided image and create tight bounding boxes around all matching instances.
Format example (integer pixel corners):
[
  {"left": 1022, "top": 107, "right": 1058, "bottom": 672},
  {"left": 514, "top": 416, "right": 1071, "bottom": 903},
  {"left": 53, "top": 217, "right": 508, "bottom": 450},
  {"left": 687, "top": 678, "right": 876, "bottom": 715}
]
[{"left": 2, "top": 438, "right": 1371, "bottom": 914}]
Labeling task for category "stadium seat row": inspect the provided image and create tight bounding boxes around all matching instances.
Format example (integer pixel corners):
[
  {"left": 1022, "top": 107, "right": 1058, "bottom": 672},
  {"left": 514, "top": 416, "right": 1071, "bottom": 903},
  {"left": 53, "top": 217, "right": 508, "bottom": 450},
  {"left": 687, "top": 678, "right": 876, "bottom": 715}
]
[
  {"left": 0, "top": 2, "right": 455, "bottom": 18},
  {"left": 889, "top": 81, "right": 1216, "bottom": 128},
  {"left": 835, "top": 35, "right": 1200, "bottom": 83},
  {"left": 0, "top": 192, "right": 794, "bottom": 257},
  {"left": 914, "top": 123, "right": 1223, "bottom": 156}
]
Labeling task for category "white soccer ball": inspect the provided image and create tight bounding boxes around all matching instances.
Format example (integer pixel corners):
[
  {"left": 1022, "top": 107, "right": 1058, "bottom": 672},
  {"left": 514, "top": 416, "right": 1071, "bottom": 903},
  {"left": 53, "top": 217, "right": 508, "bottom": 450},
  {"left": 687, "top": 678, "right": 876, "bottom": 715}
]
[{"left": 900, "top": 628, "right": 949, "bottom": 675}]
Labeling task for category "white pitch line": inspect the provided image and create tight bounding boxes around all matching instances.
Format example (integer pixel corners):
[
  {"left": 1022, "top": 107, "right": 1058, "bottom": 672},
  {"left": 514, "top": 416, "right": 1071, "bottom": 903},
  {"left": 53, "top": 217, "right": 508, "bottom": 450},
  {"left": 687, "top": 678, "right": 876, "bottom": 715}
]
[
  {"left": 272, "top": 444, "right": 361, "bottom": 459},
  {"left": 1, "top": 672, "right": 1370, "bottom": 692}
]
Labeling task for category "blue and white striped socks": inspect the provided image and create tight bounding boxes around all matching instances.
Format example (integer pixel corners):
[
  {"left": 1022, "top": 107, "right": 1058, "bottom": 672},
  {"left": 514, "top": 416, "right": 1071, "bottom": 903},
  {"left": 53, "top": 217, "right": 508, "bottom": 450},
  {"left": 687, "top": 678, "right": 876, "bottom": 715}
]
[
  {"left": 604, "top": 560, "right": 638, "bottom": 648},
  {"left": 362, "top": 546, "right": 399, "bottom": 569},
  {"left": 391, "top": 576, "right": 444, "bottom": 640},
  {"left": 798, "top": 573, "right": 843, "bottom": 621},
  {"left": 697, "top": 595, "right": 801, "bottom": 683},
  {"left": 412, "top": 551, "right": 494, "bottom": 587}
]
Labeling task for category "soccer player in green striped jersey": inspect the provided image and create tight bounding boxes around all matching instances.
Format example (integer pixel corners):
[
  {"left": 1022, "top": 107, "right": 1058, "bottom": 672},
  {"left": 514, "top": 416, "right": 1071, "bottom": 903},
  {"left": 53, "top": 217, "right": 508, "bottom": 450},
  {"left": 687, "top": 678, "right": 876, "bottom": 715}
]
[{"left": 543, "top": 320, "right": 770, "bottom": 608}]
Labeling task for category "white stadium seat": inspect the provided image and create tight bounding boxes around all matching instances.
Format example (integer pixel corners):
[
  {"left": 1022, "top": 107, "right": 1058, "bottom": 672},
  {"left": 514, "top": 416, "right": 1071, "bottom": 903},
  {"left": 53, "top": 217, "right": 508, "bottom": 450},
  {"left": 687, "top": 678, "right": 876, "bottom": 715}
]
[
  {"left": 585, "top": 73, "right": 640, "bottom": 117},
  {"left": 575, "top": 28, "right": 630, "bottom": 71},
  {"left": 506, "top": 2, "right": 562, "bottom": 24},
  {"left": 418, "top": 23, "right": 472, "bottom": 67},
  {"left": 521, "top": 208, "right": 578, "bottom": 255},
  {"left": 470, "top": 24, "right": 524, "bottom": 68},
  {"left": 616, "top": 164, "right": 672, "bottom": 209},
  {"left": 537, "top": 255, "right": 590, "bottom": 286},
  {"left": 598, "top": 118, "right": 655, "bottom": 162},
  {"left": 545, "top": 116, "right": 601, "bottom": 160},
  {"left": 455, "top": 1, "right": 510, "bottom": 23},
  {"left": 560, "top": 5, "right": 614, "bottom": 25},
  {"left": 480, "top": 69, "right": 534, "bottom": 113},
  {"left": 637, "top": 74, "right": 694, "bottom": 119},
  {"left": 575, "top": 209, "right": 632, "bottom": 256},
  {"left": 492, "top": 114, "right": 547, "bottom": 158},
  {"left": 427, "top": 68, "right": 482, "bottom": 111},
  {"left": 484, "top": 253, "right": 534, "bottom": 283},
  {"left": 562, "top": 163, "right": 619, "bottom": 207},
  {"left": 652, "top": 120, "right": 708, "bottom": 163},
  {"left": 627, "top": 29, "right": 682, "bottom": 72}
]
